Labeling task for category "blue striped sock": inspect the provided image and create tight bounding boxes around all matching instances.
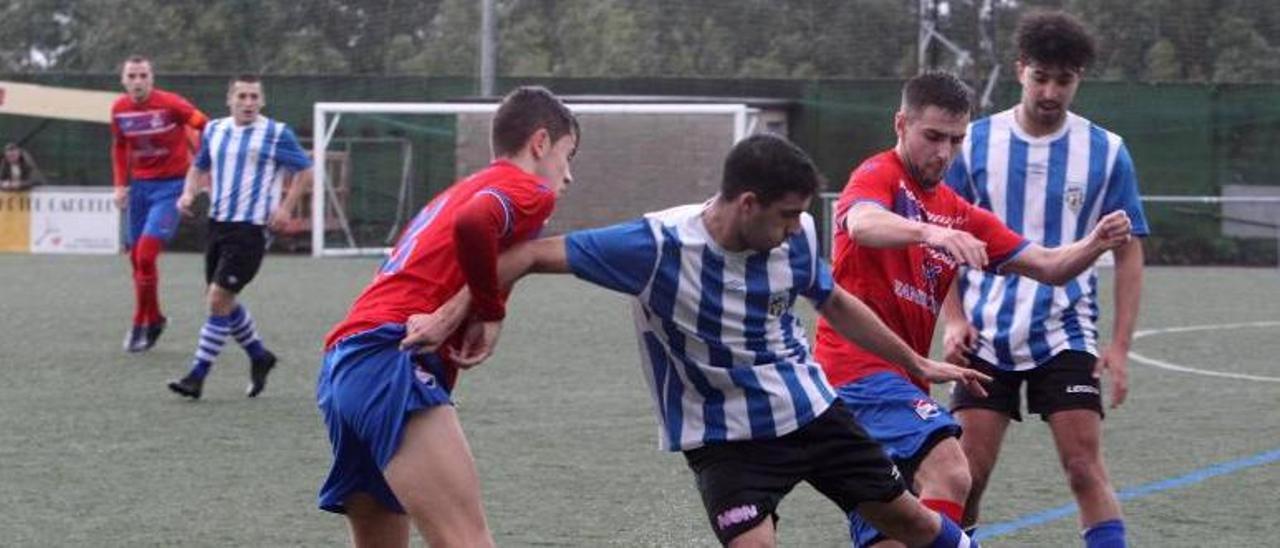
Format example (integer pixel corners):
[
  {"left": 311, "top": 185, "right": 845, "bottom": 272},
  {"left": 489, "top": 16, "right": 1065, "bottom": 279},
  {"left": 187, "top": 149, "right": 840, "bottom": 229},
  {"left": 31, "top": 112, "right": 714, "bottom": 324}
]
[
  {"left": 188, "top": 314, "right": 231, "bottom": 379},
  {"left": 1083, "top": 519, "right": 1125, "bottom": 548},
  {"left": 929, "top": 515, "right": 978, "bottom": 548},
  {"left": 227, "top": 305, "right": 268, "bottom": 360}
]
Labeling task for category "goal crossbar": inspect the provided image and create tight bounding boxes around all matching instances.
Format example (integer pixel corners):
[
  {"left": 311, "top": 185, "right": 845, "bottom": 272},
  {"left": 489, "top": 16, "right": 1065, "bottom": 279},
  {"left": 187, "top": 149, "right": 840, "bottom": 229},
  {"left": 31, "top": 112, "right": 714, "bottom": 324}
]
[{"left": 311, "top": 101, "right": 760, "bottom": 257}]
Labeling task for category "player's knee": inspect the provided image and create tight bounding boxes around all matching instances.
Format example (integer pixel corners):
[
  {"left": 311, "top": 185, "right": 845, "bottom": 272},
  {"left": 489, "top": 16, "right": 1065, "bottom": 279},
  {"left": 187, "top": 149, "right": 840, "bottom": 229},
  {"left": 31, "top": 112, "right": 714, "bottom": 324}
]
[
  {"left": 918, "top": 444, "right": 972, "bottom": 500},
  {"left": 206, "top": 286, "right": 237, "bottom": 315},
  {"left": 1062, "top": 454, "right": 1107, "bottom": 493},
  {"left": 941, "top": 462, "right": 972, "bottom": 498}
]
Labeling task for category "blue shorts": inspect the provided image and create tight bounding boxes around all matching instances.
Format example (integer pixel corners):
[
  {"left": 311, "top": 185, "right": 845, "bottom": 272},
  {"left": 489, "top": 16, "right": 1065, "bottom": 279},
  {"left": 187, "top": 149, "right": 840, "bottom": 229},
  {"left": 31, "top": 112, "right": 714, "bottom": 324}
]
[
  {"left": 316, "top": 324, "right": 454, "bottom": 514},
  {"left": 126, "top": 178, "right": 184, "bottom": 247},
  {"left": 838, "top": 372, "right": 961, "bottom": 548}
]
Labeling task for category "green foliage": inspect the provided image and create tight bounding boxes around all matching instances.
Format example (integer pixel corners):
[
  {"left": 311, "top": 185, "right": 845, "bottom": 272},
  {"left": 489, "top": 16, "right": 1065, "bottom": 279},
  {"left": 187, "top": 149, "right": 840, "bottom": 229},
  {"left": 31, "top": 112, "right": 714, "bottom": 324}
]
[{"left": 3, "top": 1, "right": 1280, "bottom": 81}]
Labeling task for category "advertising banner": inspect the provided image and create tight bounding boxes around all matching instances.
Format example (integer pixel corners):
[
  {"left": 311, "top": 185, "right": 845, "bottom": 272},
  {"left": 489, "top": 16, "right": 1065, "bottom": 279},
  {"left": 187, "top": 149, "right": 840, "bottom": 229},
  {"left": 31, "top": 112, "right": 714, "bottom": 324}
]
[{"left": 0, "top": 187, "right": 120, "bottom": 254}]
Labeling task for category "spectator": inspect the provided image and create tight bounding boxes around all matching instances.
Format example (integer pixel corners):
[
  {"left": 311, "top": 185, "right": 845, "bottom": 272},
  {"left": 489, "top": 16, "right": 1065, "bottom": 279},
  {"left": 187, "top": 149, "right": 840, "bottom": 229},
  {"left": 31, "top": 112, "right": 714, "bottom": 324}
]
[{"left": 0, "top": 143, "right": 45, "bottom": 191}]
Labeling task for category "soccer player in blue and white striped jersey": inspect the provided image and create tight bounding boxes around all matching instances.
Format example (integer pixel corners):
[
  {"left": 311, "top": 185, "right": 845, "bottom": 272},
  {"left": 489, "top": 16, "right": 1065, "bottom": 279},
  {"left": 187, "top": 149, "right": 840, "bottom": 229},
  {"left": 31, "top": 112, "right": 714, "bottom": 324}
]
[
  {"left": 941, "top": 12, "right": 1147, "bottom": 547},
  {"left": 411, "top": 135, "right": 985, "bottom": 547},
  {"left": 168, "top": 75, "right": 313, "bottom": 400}
]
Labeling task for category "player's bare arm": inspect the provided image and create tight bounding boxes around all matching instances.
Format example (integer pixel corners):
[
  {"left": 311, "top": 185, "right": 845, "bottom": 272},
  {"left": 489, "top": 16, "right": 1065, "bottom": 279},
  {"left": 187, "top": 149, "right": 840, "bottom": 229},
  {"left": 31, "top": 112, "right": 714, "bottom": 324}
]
[
  {"left": 270, "top": 168, "right": 312, "bottom": 232},
  {"left": 939, "top": 278, "right": 977, "bottom": 366},
  {"left": 401, "top": 287, "right": 473, "bottom": 353},
  {"left": 496, "top": 236, "right": 572, "bottom": 285},
  {"left": 111, "top": 135, "right": 131, "bottom": 210},
  {"left": 1097, "top": 237, "right": 1143, "bottom": 408},
  {"left": 417, "top": 237, "right": 570, "bottom": 367},
  {"left": 1002, "top": 210, "right": 1132, "bottom": 285},
  {"left": 847, "top": 202, "right": 989, "bottom": 268},
  {"left": 177, "top": 166, "right": 210, "bottom": 217},
  {"left": 818, "top": 286, "right": 990, "bottom": 395}
]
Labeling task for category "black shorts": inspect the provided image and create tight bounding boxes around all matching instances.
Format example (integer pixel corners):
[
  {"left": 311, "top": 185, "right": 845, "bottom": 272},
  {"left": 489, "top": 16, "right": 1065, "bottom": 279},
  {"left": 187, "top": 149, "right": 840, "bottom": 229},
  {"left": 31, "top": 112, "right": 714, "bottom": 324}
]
[
  {"left": 950, "top": 350, "right": 1103, "bottom": 422},
  {"left": 204, "top": 221, "right": 267, "bottom": 293},
  {"left": 682, "top": 401, "right": 906, "bottom": 545}
]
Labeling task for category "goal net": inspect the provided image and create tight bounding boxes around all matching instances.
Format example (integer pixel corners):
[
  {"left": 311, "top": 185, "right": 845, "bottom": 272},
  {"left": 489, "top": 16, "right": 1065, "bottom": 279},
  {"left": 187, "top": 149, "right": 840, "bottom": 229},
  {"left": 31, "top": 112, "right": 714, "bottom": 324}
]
[{"left": 309, "top": 101, "right": 770, "bottom": 257}]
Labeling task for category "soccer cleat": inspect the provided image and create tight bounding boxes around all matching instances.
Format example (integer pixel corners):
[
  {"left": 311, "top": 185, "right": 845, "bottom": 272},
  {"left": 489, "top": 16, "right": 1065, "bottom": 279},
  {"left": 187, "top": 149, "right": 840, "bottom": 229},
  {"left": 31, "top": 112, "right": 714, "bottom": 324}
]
[
  {"left": 142, "top": 316, "right": 168, "bottom": 351},
  {"left": 246, "top": 350, "right": 277, "bottom": 398},
  {"left": 124, "top": 325, "right": 149, "bottom": 353},
  {"left": 167, "top": 374, "right": 204, "bottom": 400}
]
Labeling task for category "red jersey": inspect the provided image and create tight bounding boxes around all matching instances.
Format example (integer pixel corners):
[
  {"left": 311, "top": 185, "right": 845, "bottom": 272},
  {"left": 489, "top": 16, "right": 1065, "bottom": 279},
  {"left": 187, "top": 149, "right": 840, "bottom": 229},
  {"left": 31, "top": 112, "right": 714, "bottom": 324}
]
[
  {"left": 814, "top": 150, "right": 1026, "bottom": 390},
  {"left": 326, "top": 160, "right": 556, "bottom": 350},
  {"left": 110, "top": 88, "right": 207, "bottom": 185}
]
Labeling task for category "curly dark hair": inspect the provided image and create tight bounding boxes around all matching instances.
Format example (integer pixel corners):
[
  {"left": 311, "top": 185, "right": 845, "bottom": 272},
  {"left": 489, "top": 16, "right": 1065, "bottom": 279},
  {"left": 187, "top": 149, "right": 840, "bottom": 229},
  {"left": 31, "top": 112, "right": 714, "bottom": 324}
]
[{"left": 1015, "top": 11, "right": 1097, "bottom": 71}]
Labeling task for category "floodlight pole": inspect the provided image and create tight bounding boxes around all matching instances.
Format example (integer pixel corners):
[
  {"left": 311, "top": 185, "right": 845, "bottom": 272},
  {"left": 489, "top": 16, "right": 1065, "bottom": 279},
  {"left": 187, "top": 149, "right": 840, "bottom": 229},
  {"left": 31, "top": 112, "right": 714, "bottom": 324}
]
[{"left": 479, "top": 0, "right": 496, "bottom": 97}]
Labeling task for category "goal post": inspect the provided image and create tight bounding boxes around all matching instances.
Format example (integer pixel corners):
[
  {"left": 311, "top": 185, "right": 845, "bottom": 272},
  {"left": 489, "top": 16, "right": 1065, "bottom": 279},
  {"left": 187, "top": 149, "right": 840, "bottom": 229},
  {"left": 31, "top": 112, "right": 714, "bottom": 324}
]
[{"left": 310, "top": 101, "right": 762, "bottom": 257}]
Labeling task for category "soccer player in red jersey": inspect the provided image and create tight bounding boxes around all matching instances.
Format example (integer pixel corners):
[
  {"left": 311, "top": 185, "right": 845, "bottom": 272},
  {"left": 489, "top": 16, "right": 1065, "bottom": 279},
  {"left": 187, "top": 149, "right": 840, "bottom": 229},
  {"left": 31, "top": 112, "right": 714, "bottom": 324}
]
[
  {"left": 111, "top": 55, "right": 208, "bottom": 352},
  {"left": 812, "top": 72, "right": 1132, "bottom": 548},
  {"left": 316, "top": 86, "right": 577, "bottom": 547}
]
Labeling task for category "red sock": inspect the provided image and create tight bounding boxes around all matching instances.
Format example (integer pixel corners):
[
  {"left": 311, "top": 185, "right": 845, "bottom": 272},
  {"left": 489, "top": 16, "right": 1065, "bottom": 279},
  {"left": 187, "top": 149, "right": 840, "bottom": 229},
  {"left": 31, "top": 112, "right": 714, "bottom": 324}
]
[
  {"left": 129, "top": 246, "right": 145, "bottom": 326},
  {"left": 921, "top": 498, "right": 964, "bottom": 525},
  {"left": 132, "top": 236, "right": 164, "bottom": 325}
]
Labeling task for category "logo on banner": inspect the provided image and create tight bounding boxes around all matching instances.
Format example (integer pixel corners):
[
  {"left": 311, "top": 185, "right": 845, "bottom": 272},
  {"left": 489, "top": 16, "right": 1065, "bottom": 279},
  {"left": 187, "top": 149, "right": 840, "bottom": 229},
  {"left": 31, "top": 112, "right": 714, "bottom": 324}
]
[{"left": 27, "top": 189, "right": 120, "bottom": 254}]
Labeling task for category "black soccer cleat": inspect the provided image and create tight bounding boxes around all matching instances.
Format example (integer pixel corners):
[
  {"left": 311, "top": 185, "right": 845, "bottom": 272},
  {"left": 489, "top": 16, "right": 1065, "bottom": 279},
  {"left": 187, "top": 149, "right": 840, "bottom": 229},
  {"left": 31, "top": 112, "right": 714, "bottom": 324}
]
[
  {"left": 246, "top": 350, "right": 277, "bottom": 398},
  {"left": 124, "top": 325, "right": 149, "bottom": 353},
  {"left": 167, "top": 374, "right": 204, "bottom": 400},
  {"left": 142, "top": 316, "right": 168, "bottom": 351}
]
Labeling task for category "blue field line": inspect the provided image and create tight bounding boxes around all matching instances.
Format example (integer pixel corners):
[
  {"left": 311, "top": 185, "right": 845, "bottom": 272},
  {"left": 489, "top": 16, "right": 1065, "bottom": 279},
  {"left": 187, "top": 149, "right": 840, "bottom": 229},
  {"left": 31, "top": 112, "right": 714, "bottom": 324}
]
[{"left": 976, "top": 446, "right": 1280, "bottom": 540}]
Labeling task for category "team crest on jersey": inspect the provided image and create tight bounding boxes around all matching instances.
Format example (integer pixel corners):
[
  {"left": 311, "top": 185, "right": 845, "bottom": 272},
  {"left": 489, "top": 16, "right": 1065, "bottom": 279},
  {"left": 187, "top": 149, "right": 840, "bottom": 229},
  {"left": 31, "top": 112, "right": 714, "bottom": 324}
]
[
  {"left": 1065, "top": 185, "right": 1085, "bottom": 213},
  {"left": 912, "top": 398, "right": 940, "bottom": 420},
  {"left": 767, "top": 292, "right": 790, "bottom": 317}
]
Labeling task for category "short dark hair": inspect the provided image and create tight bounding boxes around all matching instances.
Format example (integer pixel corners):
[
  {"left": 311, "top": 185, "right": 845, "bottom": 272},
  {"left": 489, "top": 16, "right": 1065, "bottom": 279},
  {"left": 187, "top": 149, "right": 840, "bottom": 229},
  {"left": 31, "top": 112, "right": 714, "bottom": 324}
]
[
  {"left": 1015, "top": 11, "right": 1097, "bottom": 71},
  {"left": 721, "top": 134, "right": 824, "bottom": 206},
  {"left": 491, "top": 86, "right": 578, "bottom": 158},
  {"left": 228, "top": 73, "right": 262, "bottom": 91},
  {"left": 902, "top": 71, "right": 973, "bottom": 116},
  {"left": 122, "top": 55, "right": 150, "bottom": 68}
]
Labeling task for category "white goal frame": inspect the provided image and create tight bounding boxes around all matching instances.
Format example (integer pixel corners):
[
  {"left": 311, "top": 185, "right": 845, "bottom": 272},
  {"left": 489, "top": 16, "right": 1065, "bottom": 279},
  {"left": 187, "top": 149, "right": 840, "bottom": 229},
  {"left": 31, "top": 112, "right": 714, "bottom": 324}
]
[{"left": 312, "top": 101, "right": 761, "bottom": 257}]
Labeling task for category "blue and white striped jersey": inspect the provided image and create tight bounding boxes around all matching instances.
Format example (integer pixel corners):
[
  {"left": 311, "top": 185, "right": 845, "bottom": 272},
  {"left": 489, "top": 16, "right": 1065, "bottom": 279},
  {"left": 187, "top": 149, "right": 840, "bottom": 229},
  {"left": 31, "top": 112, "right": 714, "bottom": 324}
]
[
  {"left": 195, "top": 116, "right": 312, "bottom": 225},
  {"left": 565, "top": 203, "right": 837, "bottom": 451},
  {"left": 945, "top": 109, "right": 1149, "bottom": 370}
]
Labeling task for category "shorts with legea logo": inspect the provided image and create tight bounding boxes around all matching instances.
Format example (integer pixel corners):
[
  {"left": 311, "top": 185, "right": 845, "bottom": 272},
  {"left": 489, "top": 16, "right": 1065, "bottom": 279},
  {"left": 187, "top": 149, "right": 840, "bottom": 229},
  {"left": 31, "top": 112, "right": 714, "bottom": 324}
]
[
  {"left": 316, "top": 323, "right": 455, "bottom": 514},
  {"left": 682, "top": 401, "right": 905, "bottom": 546},
  {"left": 950, "top": 349, "right": 1103, "bottom": 421}
]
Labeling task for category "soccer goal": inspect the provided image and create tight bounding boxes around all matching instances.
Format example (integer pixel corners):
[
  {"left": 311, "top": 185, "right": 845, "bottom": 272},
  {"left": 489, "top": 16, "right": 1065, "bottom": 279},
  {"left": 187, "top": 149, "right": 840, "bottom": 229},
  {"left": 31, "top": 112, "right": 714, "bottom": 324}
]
[{"left": 310, "top": 101, "right": 769, "bottom": 257}]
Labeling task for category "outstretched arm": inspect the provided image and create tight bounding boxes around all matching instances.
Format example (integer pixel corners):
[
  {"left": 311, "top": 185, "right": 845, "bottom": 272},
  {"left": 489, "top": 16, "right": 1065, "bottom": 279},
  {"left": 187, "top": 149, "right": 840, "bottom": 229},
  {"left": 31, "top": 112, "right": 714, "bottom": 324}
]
[
  {"left": 1002, "top": 210, "right": 1132, "bottom": 284},
  {"left": 818, "top": 286, "right": 990, "bottom": 394},
  {"left": 497, "top": 236, "right": 571, "bottom": 287},
  {"left": 848, "top": 202, "right": 990, "bottom": 268}
]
